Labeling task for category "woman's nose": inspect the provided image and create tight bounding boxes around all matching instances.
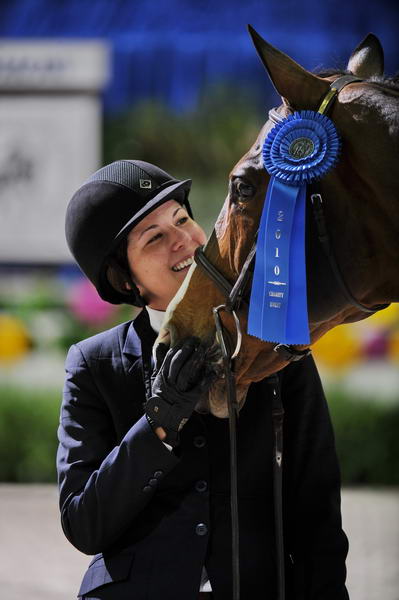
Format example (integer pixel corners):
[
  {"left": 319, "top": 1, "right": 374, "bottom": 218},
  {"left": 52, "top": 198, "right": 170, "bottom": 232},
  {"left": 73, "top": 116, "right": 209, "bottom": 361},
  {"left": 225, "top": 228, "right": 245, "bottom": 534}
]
[{"left": 171, "top": 226, "right": 191, "bottom": 250}]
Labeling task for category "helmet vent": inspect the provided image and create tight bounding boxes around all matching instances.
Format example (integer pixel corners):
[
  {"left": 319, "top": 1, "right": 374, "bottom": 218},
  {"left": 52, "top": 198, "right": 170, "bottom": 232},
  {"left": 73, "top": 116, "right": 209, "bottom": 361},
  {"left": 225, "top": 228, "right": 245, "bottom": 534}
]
[{"left": 86, "top": 161, "right": 152, "bottom": 194}]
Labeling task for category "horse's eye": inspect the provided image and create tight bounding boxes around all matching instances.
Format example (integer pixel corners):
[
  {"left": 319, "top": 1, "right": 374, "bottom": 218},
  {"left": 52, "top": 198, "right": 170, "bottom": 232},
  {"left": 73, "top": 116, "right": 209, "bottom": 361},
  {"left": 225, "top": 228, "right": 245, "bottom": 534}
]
[{"left": 236, "top": 180, "right": 255, "bottom": 200}]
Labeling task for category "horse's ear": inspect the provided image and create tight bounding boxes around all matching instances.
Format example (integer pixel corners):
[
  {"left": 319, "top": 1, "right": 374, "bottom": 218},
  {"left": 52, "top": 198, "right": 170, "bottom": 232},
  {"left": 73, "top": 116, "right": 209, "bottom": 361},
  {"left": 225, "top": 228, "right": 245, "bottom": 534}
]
[
  {"left": 247, "top": 25, "right": 330, "bottom": 111},
  {"left": 347, "top": 33, "right": 384, "bottom": 78}
]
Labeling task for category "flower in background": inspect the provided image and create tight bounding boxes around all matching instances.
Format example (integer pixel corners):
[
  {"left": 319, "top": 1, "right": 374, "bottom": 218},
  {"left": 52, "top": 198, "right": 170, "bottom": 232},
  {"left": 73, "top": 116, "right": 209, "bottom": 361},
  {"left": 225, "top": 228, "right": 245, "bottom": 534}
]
[
  {"left": 67, "top": 279, "right": 117, "bottom": 326},
  {"left": 363, "top": 330, "right": 389, "bottom": 360},
  {"left": 313, "top": 325, "right": 361, "bottom": 371},
  {"left": 0, "top": 314, "right": 31, "bottom": 363}
]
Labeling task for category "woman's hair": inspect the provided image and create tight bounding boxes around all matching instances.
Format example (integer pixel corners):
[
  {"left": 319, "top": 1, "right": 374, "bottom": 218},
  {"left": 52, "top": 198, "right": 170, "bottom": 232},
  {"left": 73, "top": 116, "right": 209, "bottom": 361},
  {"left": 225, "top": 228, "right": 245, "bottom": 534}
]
[
  {"left": 104, "top": 237, "right": 145, "bottom": 306},
  {"left": 105, "top": 237, "right": 130, "bottom": 294}
]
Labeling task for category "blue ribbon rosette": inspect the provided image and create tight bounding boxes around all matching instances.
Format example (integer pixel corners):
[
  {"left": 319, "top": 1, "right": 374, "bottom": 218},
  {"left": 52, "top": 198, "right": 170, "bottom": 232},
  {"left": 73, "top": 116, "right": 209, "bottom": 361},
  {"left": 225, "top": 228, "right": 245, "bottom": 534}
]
[{"left": 248, "top": 110, "right": 341, "bottom": 345}]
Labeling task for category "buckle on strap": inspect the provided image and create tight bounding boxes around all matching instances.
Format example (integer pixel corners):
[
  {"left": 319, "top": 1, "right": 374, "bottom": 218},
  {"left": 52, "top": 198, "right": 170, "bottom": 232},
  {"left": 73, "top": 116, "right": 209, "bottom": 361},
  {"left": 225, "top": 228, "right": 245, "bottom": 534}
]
[
  {"left": 318, "top": 75, "right": 363, "bottom": 115},
  {"left": 274, "top": 343, "right": 311, "bottom": 362},
  {"left": 213, "top": 304, "right": 243, "bottom": 361}
]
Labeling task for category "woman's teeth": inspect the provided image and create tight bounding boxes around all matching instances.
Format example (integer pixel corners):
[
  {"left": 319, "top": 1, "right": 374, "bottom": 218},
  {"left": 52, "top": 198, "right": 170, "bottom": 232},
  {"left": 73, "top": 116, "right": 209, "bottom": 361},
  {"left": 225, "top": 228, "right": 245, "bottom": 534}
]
[{"left": 172, "top": 257, "right": 194, "bottom": 272}]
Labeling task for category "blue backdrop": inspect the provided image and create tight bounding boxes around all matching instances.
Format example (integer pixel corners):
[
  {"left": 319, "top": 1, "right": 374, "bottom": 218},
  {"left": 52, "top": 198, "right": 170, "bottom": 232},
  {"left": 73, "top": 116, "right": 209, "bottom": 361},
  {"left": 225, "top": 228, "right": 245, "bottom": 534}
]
[{"left": 0, "top": 0, "right": 397, "bottom": 113}]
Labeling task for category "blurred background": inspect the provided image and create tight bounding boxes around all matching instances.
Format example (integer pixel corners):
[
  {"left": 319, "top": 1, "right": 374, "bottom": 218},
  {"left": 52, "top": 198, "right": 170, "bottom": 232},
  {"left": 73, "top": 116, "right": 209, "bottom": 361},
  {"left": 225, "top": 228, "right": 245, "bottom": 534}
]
[{"left": 0, "top": 1, "right": 398, "bottom": 599}]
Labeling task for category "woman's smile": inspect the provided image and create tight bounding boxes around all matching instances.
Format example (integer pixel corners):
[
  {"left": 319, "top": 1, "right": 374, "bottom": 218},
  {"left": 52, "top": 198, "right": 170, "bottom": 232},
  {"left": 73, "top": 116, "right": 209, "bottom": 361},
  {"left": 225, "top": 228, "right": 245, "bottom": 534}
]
[{"left": 126, "top": 200, "right": 207, "bottom": 310}]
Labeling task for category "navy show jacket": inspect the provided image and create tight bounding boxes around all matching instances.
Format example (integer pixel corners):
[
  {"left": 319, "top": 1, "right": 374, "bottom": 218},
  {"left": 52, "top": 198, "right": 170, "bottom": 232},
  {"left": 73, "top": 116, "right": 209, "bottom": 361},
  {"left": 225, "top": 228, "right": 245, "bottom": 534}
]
[{"left": 57, "top": 309, "right": 349, "bottom": 600}]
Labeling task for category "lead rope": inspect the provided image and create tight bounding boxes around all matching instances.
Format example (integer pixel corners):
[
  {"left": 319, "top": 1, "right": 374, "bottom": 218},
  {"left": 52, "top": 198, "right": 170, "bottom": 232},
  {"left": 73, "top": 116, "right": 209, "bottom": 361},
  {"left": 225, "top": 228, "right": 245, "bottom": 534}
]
[
  {"left": 268, "top": 374, "right": 285, "bottom": 600},
  {"left": 213, "top": 306, "right": 286, "bottom": 600},
  {"left": 197, "top": 240, "right": 288, "bottom": 599},
  {"left": 213, "top": 306, "right": 240, "bottom": 600}
]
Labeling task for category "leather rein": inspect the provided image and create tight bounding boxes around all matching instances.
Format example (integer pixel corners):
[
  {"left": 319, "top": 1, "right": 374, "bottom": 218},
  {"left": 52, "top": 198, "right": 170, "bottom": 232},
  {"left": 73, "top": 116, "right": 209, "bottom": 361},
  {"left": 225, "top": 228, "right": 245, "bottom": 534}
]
[{"left": 193, "top": 75, "right": 387, "bottom": 600}]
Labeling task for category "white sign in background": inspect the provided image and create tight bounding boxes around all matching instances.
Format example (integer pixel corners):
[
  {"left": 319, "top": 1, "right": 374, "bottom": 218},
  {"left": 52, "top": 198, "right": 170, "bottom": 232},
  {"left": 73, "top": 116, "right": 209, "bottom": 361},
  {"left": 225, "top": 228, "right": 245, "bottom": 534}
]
[
  {"left": 0, "top": 95, "right": 101, "bottom": 262},
  {"left": 0, "top": 40, "right": 109, "bottom": 91},
  {"left": 0, "top": 41, "right": 110, "bottom": 263}
]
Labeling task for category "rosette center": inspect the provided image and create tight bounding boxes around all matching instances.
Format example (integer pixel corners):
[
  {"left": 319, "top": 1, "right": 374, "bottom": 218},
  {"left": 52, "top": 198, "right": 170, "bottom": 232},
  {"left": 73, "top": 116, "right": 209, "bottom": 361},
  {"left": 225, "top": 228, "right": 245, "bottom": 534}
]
[
  {"left": 263, "top": 110, "right": 341, "bottom": 185},
  {"left": 288, "top": 137, "right": 315, "bottom": 159}
]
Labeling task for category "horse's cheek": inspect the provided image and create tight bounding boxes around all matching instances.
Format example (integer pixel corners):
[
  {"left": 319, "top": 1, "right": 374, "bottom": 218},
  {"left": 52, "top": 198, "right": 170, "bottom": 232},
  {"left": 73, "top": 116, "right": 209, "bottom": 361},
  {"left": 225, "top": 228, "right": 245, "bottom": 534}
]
[{"left": 235, "top": 342, "right": 287, "bottom": 386}]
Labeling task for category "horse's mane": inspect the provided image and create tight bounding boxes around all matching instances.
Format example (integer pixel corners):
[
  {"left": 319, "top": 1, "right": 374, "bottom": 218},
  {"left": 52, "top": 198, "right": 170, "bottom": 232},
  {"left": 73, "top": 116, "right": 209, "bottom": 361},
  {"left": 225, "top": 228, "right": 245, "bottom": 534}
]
[{"left": 316, "top": 68, "right": 399, "bottom": 92}]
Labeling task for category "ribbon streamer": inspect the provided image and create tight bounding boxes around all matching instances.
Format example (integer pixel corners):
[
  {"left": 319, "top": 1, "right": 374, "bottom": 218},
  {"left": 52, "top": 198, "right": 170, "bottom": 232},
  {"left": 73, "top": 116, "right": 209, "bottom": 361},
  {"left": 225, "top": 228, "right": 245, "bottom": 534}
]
[{"left": 248, "top": 110, "right": 340, "bottom": 345}]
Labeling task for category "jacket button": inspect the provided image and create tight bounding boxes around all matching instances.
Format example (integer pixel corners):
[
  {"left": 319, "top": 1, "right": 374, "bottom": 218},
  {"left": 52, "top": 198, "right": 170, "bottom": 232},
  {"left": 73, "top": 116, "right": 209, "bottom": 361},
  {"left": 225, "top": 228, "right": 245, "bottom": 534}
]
[
  {"left": 148, "top": 478, "right": 158, "bottom": 487},
  {"left": 195, "top": 480, "right": 208, "bottom": 492},
  {"left": 153, "top": 470, "right": 163, "bottom": 478},
  {"left": 142, "top": 485, "right": 152, "bottom": 493},
  {"left": 193, "top": 435, "right": 206, "bottom": 448},
  {"left": 195, "top": 523, "right": 208, "bottom": 536}
]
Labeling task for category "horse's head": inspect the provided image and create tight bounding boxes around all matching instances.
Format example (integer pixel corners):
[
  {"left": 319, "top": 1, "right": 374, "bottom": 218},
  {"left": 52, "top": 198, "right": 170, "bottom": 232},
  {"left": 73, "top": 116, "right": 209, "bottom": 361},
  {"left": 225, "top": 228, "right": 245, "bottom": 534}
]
[{"left": 162, "top": 28, "right": 399, "bottom": 417}]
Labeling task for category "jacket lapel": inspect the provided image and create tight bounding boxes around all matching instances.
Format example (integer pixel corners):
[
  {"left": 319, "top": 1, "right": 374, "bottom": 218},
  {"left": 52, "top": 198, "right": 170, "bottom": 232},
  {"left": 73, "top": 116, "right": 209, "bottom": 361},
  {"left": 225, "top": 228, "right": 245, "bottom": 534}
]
[{"left": 122, "top": 308, "right": 157, "bottom": 400}]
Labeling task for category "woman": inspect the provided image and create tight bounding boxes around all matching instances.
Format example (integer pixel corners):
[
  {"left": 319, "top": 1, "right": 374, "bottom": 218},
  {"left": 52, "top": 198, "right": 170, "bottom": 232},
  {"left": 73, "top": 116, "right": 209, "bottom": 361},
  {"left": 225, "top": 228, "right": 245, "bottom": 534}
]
[{"left": 57, "top": 159, "right": 349, "bottom": 599}]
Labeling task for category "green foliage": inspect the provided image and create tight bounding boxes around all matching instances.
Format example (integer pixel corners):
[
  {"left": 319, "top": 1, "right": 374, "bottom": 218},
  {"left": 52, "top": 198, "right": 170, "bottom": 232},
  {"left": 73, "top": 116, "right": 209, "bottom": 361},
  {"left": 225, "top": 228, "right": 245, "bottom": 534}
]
[
  {"left": 103, "top": 83, "right": 263, "bottom": 180},
  {"left": 0, "top": 387, "right": 60, "bottom": 482},
  {"left": 0, "top": 385, "right": 398, "bottom": 484},
  {"left": 328, "top": 392, "right": 399, "bottom": 485}
]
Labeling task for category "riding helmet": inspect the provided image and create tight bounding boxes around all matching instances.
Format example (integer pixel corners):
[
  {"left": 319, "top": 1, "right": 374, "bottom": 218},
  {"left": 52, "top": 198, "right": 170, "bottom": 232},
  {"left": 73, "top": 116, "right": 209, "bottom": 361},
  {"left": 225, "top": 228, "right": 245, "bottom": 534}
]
[{"left": 65, "top": 160, "right": 193, "bottom": 306}]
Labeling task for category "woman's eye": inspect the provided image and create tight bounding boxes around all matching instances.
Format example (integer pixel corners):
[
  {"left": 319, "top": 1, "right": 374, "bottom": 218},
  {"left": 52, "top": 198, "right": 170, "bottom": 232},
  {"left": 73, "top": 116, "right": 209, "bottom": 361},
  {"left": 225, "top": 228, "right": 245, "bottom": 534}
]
[
  {"left": 177, "top": 216, "right": 188, "bottom": 225},
  {"left": 147, "top": 232, "right": 162, "bottom": 245},
  {"left": 236, "top": 180, "right": 255, "bottom": 200}
]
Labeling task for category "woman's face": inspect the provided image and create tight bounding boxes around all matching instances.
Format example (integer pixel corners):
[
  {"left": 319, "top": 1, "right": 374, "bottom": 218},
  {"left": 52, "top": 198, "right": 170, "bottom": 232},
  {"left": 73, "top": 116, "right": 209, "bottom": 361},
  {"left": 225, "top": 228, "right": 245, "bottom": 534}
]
[{"left": 126, "top": 199, "right": 207, "bottom": 310}]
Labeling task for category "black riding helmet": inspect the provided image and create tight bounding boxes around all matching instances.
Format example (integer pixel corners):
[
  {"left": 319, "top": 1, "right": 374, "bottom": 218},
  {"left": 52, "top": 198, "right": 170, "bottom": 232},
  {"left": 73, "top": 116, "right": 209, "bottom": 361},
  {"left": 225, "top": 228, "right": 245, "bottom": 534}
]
[{"left": 65, "top": 160, "right": 193, "bottom": 306}]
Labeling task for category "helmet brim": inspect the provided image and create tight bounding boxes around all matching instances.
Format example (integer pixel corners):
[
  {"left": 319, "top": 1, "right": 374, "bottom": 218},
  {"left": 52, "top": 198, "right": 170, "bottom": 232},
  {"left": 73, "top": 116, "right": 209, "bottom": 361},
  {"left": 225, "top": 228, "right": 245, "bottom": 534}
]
[{"left": 112, "top": 178, "right": 192, "bottom": 248}]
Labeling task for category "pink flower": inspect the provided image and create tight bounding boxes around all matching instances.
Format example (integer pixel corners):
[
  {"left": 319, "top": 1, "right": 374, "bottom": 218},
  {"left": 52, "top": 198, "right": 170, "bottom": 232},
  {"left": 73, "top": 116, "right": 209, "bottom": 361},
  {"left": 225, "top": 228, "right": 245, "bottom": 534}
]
[
  {"left": 364, "top": 331, "right": 389, "bottom": 360},
  {"left": 68, "top": 279, "right": 117, "bottom": 325}
]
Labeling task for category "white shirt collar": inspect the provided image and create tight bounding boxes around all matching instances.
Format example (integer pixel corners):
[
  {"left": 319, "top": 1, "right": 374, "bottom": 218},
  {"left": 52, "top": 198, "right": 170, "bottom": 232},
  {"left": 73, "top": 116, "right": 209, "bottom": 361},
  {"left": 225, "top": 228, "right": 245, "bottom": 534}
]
[{"left": 146, "top": 306, "right": 166, "bottom": 333}]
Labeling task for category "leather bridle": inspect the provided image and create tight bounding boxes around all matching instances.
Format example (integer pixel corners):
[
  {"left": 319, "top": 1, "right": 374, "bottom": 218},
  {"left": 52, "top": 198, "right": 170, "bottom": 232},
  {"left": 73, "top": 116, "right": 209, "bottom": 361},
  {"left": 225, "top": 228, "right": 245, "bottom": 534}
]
[{"left": 193, "top": 75, "right": 388, "bottom": 600}]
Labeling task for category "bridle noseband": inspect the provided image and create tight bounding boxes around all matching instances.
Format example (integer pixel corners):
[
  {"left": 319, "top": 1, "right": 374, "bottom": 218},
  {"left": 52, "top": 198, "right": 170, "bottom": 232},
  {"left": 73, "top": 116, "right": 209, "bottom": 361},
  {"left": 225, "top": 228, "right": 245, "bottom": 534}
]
[{"left": 194, "top": 234, "right": 258, "bottom": 360}]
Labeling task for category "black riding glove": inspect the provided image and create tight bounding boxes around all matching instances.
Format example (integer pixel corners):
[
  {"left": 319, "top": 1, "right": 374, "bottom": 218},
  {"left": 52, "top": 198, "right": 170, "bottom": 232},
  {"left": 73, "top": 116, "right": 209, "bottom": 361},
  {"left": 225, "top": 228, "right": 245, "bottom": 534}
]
[{"left": 146, "top": 337, "right": 210, "bottom": 446}]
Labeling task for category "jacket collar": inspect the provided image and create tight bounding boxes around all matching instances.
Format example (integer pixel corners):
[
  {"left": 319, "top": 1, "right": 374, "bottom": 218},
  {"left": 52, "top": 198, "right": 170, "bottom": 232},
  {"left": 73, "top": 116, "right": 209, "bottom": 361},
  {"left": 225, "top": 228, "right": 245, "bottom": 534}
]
[
  {"left": 122, "top": 308, "right": 157, "bottom": 358},
  {"left": 122, "top": 321, "right": 142, "bottom": 357}
]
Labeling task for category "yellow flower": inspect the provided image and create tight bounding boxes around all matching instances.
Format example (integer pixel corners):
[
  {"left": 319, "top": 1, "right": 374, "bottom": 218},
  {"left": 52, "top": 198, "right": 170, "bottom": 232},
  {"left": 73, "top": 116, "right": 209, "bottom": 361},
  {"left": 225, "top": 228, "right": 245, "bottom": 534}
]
[
  {"left": 313, "top": 325, "right": 361, "bottom": 370},
  {"left": 0, "top": 314, "right": 31, "bottom": 363}
]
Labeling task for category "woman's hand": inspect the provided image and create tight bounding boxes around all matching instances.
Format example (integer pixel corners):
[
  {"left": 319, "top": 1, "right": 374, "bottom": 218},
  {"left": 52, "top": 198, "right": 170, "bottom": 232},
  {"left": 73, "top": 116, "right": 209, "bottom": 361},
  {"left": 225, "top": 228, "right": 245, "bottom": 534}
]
[{"left": 146, "top": 338, "right": 210, "bottom": 446}]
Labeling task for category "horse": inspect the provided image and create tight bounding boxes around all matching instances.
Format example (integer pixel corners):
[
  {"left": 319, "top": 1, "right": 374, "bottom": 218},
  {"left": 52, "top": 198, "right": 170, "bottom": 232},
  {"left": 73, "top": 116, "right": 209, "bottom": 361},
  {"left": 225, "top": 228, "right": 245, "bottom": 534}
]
[{"left": 161, "top": 27, "right": 399, "bottom": 418}]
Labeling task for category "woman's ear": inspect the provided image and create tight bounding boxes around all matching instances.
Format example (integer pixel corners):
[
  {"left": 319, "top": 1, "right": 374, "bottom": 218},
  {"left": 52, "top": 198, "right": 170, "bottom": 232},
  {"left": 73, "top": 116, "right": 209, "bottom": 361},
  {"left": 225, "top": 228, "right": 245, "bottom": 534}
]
[{"left": 129, "top": 277, "right": 145, "bottom": 299}]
